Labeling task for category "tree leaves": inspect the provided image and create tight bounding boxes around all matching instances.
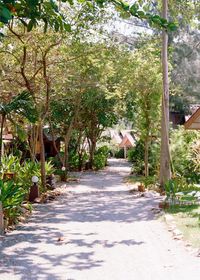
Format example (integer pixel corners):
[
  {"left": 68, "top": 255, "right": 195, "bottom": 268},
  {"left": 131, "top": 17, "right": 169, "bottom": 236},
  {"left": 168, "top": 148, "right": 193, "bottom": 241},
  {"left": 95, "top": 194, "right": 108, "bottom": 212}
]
[
  {"left": 0, "top": 0, "right": 177, "bottom": 33},
  {"left": 0, "top": 5, "right": 12, "bottom": 23},
  {"left": 0, "top": 0, "right": 72, "bottom": 33},
  {"left": 109, "top": 0, "right": 177, "bottom": 31}
]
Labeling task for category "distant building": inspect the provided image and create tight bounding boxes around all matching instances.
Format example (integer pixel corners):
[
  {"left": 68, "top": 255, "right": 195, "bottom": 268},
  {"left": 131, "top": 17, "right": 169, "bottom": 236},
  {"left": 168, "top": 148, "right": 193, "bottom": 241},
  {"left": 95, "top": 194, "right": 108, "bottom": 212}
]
[
  {"left": 184, "top": 107, "right": 200, "bottom": 130},
  {"left": 119, "top": 132, "right": 135, "bottom": 158}
]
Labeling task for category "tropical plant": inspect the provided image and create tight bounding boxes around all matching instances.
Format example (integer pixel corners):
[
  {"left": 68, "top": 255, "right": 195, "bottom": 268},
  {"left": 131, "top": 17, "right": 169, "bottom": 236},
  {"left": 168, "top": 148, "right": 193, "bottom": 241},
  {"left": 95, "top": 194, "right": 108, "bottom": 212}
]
[
  {"left": 45, "top": 161, "right": 55, "bottom": 176},
  {"left": 93, "top": 146, "right": 109, "bottom": 170},
  {"left": 0, "top": 179, "right": 26, "bottom": 225},
  {"left": 0, "top": 154, "right": 21, "bottom": 177},
  {"left": 170, "top": 127, "right": 200, "bottom": 183},
  {"left": 0, "top": 91, "right": 37, "bottom": 163}
]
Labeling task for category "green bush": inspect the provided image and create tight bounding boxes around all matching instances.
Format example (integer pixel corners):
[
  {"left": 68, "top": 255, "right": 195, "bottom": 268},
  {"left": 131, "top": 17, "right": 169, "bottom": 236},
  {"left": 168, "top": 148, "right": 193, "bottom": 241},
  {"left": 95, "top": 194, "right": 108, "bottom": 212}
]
[
  {"left": 164, "top": 177, "right": 200, "bottom": 203},
  {"left": 115, "top": 148, "right": 124, "bottom": 158},
  {"left": 128, "top": 140, "right": 160, "bottom": 176},
  {"left": 93, "top": 146, "right": 109, "bottom": 170},
  {"left": 0, "top": 154, "right": 21, "bottom": 177},
  {"left": 1, "top": 155, "right": 55, "bottom": 189},
  {"left": 170, "top": 127, "right": 200, "bottom": 183},
  {"left": 0, "top": 179, "right": 26, "bottom": 225},
  {"left": 48, "top": 152, "right": 64, "bottom": 169},
  {"left": 18, "top": 160, "right": 41, "bottom": 190}
]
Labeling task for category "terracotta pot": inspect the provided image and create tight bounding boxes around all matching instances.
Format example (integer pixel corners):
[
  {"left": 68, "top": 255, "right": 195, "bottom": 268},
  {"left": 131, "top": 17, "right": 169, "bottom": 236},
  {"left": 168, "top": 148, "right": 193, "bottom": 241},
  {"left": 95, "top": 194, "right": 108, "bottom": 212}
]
[
  {"left": 159, "top": 201, "right": 169, "bottom": 209},
  {"left": 3, "top": 172, "right": 15, "bottom": 180},
  {"left": 138, "top": 184, "right": 145, "bottom": 192}
]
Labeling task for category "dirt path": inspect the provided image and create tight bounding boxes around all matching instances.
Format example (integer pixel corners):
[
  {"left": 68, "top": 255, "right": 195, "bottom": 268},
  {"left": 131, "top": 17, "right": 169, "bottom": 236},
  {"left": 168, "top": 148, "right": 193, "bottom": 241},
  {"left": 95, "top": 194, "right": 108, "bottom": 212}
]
[{"left": 0, "top": 159, "right": 200, "bottom": 280}]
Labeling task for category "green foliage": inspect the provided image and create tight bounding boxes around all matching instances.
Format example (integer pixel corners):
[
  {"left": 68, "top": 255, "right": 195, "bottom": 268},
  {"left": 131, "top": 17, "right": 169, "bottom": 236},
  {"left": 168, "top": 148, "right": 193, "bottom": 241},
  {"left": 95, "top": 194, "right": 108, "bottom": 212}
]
[
  {"left": 0, "top": 0, "right": 73, "bottom": 32},
  {"left": 0, "top": 154, "right": 21, "bottom": 175},
  {"left": 189, "top": 140, "right": 200, "bottom": 174},
  {"left": 115, "top": 148, "right": 124, "bottom": 159},
  {"left": 0, "top": 91, "right": 38, "bottom": 123},
  {"left": 111, "top": 0, "right": 177, "bottom": 31},
  {"left": 0, "top": 179, "right": 25, "bottom": 209},
  {"left": 48, "top": 153, "right": 64, "bottom": 169},
  {"left": 68, "top": 152, "right": 88, "bottom": 170},
  {"left": 128, "top": 140, "right": 160, "bottom": 176},
  {"left": 18, "top": 160, "right": 41, "bottom": 190},
  {"left": 164, "top": 177, "right": 200, "bottom": 203},
  {"left": 170, "top": 127, "right": 200, "bottom": 183},
  {"left": 93, "top": 145, "right": 109, "bottom": 170},
  {"left": 1, "top": 155, "right": 54, "bottom": 190},
  {"left": 0, "top": 179, "right": 26, "bottom": 225},
  {"left": 45, "top": 161, "right": 55, "bottom": 175},
  {"left": 69, "top": 153, "right": 79, "bottom": 170}
]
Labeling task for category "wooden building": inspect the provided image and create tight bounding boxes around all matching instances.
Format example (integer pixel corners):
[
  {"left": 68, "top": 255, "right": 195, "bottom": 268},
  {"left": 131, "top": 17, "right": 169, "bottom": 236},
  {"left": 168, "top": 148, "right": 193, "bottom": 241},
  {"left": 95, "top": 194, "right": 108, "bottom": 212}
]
[
  {"left": 184, "top": 107, "right": 200, "bottom": 130},
  {"left": 119, "top": 132, "right": 135, "bottom": 158}
]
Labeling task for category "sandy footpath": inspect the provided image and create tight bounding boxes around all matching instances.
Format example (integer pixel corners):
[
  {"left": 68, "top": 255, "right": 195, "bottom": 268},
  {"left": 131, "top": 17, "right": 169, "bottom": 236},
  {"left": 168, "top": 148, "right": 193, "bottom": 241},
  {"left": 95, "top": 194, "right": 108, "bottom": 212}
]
[{"left": 0, "top": 158, "right": 200, "bottom": 280}]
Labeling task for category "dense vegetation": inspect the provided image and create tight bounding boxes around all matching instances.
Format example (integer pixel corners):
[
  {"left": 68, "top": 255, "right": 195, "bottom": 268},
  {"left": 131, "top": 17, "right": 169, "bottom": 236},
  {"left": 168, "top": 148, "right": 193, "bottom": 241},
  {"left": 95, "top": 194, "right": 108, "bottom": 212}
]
[{"left": 0, "top": 0, "right": 200, "bottom": 231}]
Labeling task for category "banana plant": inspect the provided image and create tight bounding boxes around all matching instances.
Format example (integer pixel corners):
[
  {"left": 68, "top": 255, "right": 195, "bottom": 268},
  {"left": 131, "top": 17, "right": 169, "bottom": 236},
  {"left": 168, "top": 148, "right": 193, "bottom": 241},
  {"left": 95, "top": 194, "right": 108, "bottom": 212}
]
[{"left": 0, "top": 91, "right": 38, "bottom": 164}]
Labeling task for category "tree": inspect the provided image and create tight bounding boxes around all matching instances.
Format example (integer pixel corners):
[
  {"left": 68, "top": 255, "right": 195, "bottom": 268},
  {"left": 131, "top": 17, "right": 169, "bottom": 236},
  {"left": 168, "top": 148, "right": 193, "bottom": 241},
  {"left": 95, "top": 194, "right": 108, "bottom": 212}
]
[
  {"left": 0, "top": 25, "right": 63, "bottom": 188},
  {"left": 0, "top": 91, "right": 36, "bottom": 164},
  {"left": 159, "top": 0, "right": 171, "bottom": 187},
  {"left": 0, "top": 0, "right": 72, "bottom": 32},
  {"left": 49, "top": 41, "right": 119, "bottom": 171},
  {"left": 119, "top": 42, "right": 162, "bottom": 176},
  {"left": 80, "top": 89, "right": 117, "bottom": 168}
]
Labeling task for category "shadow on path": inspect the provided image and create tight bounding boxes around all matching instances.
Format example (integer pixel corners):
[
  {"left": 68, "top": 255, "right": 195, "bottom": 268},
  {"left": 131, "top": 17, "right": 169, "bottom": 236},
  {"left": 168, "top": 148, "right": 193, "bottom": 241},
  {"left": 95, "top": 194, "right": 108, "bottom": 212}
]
[{"left": 0, "top": 159, "right": 158, "bottom": 280}]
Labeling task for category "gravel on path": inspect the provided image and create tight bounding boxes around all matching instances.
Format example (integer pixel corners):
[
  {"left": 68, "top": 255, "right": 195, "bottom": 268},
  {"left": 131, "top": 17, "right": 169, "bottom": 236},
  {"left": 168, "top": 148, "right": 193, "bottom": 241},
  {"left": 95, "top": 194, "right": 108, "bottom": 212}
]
[{"left": 0, "top": 158, "right": 200, "bottom": 280}]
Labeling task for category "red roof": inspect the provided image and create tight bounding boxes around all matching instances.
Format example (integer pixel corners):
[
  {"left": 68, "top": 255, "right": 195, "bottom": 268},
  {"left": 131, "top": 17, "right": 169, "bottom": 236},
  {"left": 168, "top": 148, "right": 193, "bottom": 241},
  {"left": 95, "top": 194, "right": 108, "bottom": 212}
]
[{"left": 119, "top": 133, "right": 135, "bottom": 148}]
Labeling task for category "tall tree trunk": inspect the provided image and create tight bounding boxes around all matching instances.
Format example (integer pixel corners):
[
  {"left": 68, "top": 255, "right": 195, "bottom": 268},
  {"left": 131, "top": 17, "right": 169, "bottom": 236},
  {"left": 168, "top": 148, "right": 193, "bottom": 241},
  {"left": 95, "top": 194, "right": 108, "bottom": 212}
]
[
  {"left": 144, "top": 137, "right": 149, "bottom": 177},
  {"left": 160, "top": 0, "right": 171, "bottom": 187},
  {"left": 49, "top": 118, "right": 63, "bottom": 166},
  {"left": 89, "top": 139, "right": 96, "bottom": 169},
  {"left": 63, "top": 103, "right": 81, "bottom": 174},
  {"left": 64, "top": 136, "right": 70, "bottom": 171},
  {"left": 63, "top": 122, "right": 74, "bottom": 177},
  {"left": 39, "top": 122, "right": 46, "bottom": 190},
  {"left": 0, "top": 114, "right": 6, "bottom": 165},
  {"left": 29, "top": 125, "right": 38, "bottom": 162}
]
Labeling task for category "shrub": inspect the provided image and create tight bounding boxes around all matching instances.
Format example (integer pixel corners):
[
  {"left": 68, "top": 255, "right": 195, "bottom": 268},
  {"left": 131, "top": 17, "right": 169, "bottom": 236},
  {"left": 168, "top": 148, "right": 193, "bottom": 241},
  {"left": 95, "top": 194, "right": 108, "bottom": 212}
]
[
  {"left": 115, "top": 148, "right": 124, "bottom": 158},
  {"left": 93, "top": 146, "right": 109, "bottom": 170},
  {"left": 0, "top": 155, "right": 21, "bottom": 178},
  {"left": 17, "top": 160, "right": 41, "bottom": 190},
  {"left": 170, "top": 127, "right": 200, "bottom": 183},
  {"left": 48, "top": 152, "right": 64, "bottom": 169},
  {"left": 45, "top": 161, "right": 55, "bottom": 175},
  {"left": 164, "top": 177, "right": 200, "bottom": 203},
  {"left": 128, "top": 140, "right": 160, "bottom": 176},
  {"left": 0, "top": 179, "right": 26, "bottom": 225}
]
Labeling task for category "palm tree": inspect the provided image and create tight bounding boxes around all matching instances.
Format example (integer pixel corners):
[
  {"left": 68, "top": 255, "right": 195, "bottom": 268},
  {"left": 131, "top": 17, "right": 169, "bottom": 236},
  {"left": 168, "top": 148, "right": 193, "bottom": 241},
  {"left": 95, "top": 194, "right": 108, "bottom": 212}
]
[{"left": 0, "top": 91, "right": 37, "bottom": 164}]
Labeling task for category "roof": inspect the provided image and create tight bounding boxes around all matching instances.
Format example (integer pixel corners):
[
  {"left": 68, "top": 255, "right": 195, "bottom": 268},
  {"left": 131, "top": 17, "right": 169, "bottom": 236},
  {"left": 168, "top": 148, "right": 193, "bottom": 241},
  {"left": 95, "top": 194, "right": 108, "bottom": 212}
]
[
  {"left": 184, "top": 107, "right": 200, "bottom": 130},
  {"left": 3, "top": 133, "right": 13, "bottom": 141},
  {"left": 119, "top": 133, "right": 135, "bottom": 148}
]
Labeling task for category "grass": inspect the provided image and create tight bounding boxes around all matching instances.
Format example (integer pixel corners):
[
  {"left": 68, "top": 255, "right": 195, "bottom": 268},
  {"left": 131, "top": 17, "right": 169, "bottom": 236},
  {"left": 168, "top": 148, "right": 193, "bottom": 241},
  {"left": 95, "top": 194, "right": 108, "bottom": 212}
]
[
  {"left": 125, "top": 175, "right": 157, "bottom": 184},
  {"left": 125, "top": 175, "right": 159, "bottom": 191},
  {"left": 165, "top": 204, "right": 200, "bottom": 248},
  {"left": 127, "top": 175, "right": 200, "bottom": 248}
]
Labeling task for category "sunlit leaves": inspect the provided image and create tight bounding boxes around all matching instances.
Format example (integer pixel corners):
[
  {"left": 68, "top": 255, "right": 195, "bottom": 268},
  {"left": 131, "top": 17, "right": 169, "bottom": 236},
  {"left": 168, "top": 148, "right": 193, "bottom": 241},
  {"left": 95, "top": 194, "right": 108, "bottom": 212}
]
[{"left": 108, "top": 0, "right": 177, "bottom": 31}]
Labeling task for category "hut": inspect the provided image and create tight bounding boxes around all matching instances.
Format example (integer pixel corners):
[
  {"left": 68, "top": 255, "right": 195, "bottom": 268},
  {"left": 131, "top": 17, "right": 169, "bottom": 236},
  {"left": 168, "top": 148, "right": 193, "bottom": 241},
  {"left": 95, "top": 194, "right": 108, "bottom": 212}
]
[
  {"left": 184, "top": 107, "right": 200, "bottom": 130},
  {"left": 119, "top": 132, "right": 135, "bottom": 158}
]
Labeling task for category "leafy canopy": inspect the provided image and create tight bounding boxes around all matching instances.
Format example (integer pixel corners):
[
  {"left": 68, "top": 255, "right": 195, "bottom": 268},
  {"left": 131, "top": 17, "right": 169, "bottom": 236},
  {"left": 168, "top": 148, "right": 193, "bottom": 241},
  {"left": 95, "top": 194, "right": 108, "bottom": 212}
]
[{"left": 0, "top": 0, "right": 177, "bottom": 32}]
